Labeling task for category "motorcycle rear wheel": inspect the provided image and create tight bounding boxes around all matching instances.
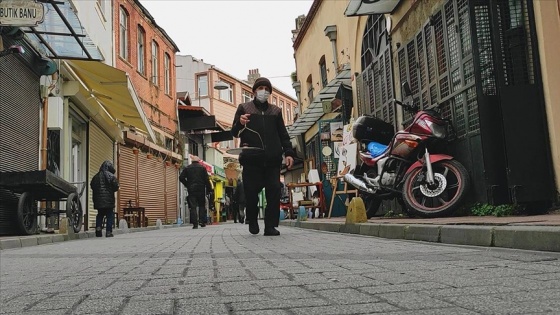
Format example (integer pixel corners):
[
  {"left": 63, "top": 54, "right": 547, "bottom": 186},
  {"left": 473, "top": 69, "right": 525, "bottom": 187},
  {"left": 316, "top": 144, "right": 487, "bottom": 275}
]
[{"left": 402, "top": 159, "right": 469, "bottom": 218}]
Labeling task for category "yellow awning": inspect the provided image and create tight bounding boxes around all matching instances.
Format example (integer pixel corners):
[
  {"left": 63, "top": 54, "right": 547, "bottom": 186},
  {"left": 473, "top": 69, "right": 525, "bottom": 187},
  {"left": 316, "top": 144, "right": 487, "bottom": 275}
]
[{"left": 65, "top": 60, "right": 156, "bottom": 141}]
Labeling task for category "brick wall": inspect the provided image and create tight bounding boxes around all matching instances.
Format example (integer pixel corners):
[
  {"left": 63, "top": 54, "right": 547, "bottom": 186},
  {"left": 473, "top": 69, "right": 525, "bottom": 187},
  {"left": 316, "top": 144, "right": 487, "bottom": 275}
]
[{"left": 113, "top": 0, "right": 178, "bottom": 137}]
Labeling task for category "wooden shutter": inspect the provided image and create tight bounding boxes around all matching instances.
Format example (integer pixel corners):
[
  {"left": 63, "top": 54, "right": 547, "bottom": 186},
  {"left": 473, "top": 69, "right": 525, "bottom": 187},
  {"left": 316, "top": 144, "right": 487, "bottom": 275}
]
[
  {"left": 88, "top": 123, "right": 114, "bottom": 228},
  {"left": 0, "top": 53, "right": 40, "bottom": 235},
  {"left": 138, "top": 153, "right": 165, "bottom": 225},
  {"left": 118, "top": 145, "right": 138, "bottom": 219},
  {"left": 165, "top": 164, "right": 178, "bottom": 223}
]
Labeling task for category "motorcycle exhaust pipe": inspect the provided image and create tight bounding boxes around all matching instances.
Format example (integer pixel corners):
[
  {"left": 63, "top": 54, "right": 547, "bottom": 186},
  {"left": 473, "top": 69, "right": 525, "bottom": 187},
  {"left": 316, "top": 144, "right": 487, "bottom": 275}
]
[{"left": 343, "top": 174, "right": 375, "bottom": 194}]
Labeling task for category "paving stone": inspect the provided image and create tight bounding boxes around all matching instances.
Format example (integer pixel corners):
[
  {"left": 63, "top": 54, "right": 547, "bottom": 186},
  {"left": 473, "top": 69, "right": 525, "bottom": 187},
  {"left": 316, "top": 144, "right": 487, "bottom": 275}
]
[{"left": 121, "top": 299, "right": 174, "bottom": 315}]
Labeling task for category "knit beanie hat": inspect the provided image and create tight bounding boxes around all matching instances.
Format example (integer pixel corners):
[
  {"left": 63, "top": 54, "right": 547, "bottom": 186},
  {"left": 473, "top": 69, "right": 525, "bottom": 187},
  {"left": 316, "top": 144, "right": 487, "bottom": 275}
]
[{"left": 252, "top": 77, "right": 272, "bottom": 93}]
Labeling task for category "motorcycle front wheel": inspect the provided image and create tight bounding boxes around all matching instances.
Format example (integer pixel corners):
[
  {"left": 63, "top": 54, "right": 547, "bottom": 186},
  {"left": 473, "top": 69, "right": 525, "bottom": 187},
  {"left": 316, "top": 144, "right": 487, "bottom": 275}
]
[{"left": 402, "top": 159, "right": 469, "bottom": 218}]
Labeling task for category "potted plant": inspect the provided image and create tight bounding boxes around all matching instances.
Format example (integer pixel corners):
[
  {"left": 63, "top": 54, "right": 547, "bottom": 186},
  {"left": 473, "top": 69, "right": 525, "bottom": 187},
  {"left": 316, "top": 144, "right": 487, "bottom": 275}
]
[{"left": 132, "top": 147, "right": 139, "bottom": 154}]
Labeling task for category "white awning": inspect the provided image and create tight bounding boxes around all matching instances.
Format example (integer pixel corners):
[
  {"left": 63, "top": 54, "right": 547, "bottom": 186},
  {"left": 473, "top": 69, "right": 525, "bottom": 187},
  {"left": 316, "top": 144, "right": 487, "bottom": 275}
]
[
  {"left": 345, "top": 0, "right": 401, "bottom": 17},
  {"left": 287, "top": 65, "right": 352, "bottom": 137}
]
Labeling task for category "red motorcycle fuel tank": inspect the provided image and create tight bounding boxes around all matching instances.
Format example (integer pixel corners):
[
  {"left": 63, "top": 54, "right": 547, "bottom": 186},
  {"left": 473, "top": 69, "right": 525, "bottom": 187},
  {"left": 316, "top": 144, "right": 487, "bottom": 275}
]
[
  {"left": 390, "top": 133, "right": 423, "bottom": 157},
  {"left": 406, "top": 112, "right": 446, "bottom": 135}
]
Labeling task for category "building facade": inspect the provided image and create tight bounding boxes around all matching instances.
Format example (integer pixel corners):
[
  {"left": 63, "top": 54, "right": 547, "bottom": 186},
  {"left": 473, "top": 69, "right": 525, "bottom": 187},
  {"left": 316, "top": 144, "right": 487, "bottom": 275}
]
[
  {"left": 113, "top": 0, "right": 182, "bottom": 225},
  {"left": 0, "top": 0, "right": 156, "bottom": 234},
  {"left": 289, "top": 0, "right": 356, "bottom": 184},
  {"left": 291, "top": 0, "right": 559, "bottom": 212}
]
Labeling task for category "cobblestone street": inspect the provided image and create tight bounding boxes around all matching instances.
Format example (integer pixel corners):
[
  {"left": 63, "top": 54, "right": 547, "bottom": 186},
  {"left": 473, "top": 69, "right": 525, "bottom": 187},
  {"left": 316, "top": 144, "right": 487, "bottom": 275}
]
[{"left": 2, "top": 223, "right": 560, "bottom": 314}]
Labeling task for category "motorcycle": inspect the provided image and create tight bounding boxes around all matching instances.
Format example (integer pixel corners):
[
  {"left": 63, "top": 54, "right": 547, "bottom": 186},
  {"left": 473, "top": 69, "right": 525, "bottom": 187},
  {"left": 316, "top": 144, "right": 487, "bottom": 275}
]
[{"left": 344, "top": 82, "right": 470, "bottom": 218}]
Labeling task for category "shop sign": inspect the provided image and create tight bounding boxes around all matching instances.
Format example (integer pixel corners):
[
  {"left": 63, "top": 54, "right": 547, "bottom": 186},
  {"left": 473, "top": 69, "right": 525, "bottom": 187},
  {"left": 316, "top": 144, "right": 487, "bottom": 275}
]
[
  {"left": 214, "top": 166, "right": 225, "bottom": 178},
  {"left": 0, "top": 0, "right": 45, "bottom": 26}
]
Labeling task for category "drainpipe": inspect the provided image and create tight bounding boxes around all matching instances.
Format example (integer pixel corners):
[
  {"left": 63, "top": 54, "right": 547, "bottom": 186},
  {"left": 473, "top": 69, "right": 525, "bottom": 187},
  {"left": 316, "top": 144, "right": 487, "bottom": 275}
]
[{"left": 324, "top": 25, "right": 338, "bottom": 73}]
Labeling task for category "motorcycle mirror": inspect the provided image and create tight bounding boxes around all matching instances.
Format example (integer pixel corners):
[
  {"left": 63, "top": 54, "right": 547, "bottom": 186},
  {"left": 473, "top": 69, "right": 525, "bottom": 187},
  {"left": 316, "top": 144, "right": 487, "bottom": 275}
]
[{"left": 402, "top": 82, "right": 412, "bottom": 97}]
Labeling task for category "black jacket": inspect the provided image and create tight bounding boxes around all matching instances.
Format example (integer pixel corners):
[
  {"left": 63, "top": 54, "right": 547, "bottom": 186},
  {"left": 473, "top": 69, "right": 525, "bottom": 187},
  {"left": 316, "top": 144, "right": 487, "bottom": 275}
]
[
  {"left": 230, "top": 99, "right": 295, "bottom": 166},
  {"left": 90, "top": 160, "right": 119, "bottom": 209},
  {"left": 179, "top": 161, "right": 213, "bottom": 195}
]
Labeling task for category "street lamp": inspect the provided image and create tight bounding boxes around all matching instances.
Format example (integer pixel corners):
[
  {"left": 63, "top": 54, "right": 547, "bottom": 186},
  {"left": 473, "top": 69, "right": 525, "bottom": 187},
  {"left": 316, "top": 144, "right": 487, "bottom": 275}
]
[
  {"left": 214, "top": 80, "right": 229, "bottom": 91},
  {"left": 208, "top": 80, "right": 230, "bottom": 224}
]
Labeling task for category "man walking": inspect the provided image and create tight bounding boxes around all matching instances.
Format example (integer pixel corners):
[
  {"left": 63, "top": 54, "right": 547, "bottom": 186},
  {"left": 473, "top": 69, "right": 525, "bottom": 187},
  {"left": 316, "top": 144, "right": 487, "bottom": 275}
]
[
  {"left": 179, "top": 156, "right": 213, "bottom": 229},
  {"left": 231, "top": 77, "right": 294, "bottom": 236},
  {"left": 233, "top": 179, "right": 245, "bottom": 224}
]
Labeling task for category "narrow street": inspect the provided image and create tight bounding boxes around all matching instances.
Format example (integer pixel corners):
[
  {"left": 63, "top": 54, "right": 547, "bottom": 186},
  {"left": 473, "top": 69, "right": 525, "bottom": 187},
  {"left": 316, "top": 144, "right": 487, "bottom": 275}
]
[{"left": 1, "top": 224, "right": 560, "bottom": 315}]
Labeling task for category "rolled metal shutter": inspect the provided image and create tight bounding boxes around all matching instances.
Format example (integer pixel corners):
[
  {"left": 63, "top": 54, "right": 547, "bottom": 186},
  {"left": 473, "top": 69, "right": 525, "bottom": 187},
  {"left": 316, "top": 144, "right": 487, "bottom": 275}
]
[
  {"left": 0, "top": 53, "right": 41, "bottom": 235},
  {"left": 87, "top": 123, "right": 114, "bottom": 229},
  {"left": 118, "top": 146, "right": 138, "bottom": 220},
  {"left": 165, "top": 164, "right": 178, "bottom": 224},
  {"left": 138, "top": 154, "right": 165, "bottom": 225}
]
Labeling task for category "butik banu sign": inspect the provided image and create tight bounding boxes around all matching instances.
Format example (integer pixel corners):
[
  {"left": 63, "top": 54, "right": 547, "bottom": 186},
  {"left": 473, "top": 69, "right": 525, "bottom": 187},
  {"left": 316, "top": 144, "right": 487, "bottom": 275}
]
[{"left": 0, "top": 0, "right": 45, "bottom": 26}]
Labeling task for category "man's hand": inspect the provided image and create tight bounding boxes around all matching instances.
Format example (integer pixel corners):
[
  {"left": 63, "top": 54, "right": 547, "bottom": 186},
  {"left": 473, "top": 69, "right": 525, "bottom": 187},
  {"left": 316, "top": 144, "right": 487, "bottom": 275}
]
[
  {"left": 285, "top": 156, "right": 294, "bottom": 170},
  {"left": 240, "top": 114, "right": 251, "bottom": 125}
]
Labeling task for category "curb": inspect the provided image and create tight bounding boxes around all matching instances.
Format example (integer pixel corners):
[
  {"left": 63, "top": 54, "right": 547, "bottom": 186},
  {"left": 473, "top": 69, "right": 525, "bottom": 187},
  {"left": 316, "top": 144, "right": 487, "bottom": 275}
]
[
  {"left": 279, "top": 220, "right": 560, "bottom": 252},
  {"left": 0, "top": 224, "right": 183, "bottom": 251}
]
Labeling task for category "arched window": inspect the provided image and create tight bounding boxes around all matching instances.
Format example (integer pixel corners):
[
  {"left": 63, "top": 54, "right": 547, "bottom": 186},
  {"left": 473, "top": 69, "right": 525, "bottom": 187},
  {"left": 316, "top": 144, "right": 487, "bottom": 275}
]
[
  {"left": 137, "top": 26, "right": 145, "bottom": 74},
  {"left": 306, "top": 74, "right": 313, "bottom": 103},
  {"left": 319, "top": 55, "right": 327, "bottom": 88},
  {"left": 119, "top": 7, "right": 129, "bottom": 60}
]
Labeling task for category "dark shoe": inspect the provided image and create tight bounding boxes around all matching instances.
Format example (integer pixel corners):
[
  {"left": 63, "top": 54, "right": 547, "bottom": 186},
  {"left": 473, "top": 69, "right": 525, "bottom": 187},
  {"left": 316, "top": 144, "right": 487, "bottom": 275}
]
[
  {"left": 106, "top": 232, "right": 114, "bottom": 238},
  {"left": 249, "top": 221, "right": 259, "bottom": 235},
  {"left": 95, "top": 228, "right": 102, "bottom": 238},
  {"left": 193, "top": 225, "right": 198, "bottom": 229},
  {"left": 199, "top": 222, "right": 206, "bottom": 227},
  {"left": 264, "top": 227, "right": 280, "bottom": 236}
]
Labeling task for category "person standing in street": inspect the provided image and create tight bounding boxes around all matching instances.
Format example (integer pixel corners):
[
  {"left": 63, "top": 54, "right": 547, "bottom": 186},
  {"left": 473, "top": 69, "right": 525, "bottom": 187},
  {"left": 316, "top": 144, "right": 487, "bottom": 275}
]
[
  {"left": 90, "top": 160, "right": 119, "bottom": 238},
  {"left": 233, "top": 179, "right": 246, "bottom": 224},
  {"left": 231, "top": 77, "right": 294, "bottom": 236},
  {"left": 179, "top": 156, "right": 213, "bottom": 229}
]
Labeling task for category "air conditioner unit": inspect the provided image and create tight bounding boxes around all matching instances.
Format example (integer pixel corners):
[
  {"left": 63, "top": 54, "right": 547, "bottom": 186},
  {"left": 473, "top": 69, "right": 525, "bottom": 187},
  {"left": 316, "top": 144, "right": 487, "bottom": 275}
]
[{"left": 47, "top": 97, "right": 64, "bottom": 130}]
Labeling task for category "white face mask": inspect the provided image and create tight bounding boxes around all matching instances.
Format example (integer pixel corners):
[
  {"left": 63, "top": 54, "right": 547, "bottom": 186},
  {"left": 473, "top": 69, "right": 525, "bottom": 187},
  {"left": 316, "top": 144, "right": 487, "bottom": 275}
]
[{"left": 255, "top": 90, "right": 270, "bottom": 103}]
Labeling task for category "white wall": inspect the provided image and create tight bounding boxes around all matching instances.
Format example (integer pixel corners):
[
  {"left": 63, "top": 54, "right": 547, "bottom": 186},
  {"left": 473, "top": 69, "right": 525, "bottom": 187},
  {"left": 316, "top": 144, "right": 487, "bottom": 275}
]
[
  {"left": 176, "top": 55, "right": 211, "bottom": 97},
  {"left": 71, "top": 0, "right": 113, "bottom": 65}
]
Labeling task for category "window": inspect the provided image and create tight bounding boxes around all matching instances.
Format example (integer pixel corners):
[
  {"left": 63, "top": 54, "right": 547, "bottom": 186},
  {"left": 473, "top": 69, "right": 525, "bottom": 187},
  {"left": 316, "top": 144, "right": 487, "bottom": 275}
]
[
  {"left": 151, "top": 41, "right": 159, "bottom": 85},
  {"left": 219, "top": 81, "right": 233, "bottom": 103},
  {"left": 306, "top": 74, "right": 313, "bottom": 102},
  {"left": 280, "top": 100, "right": 285, "bottom": 115},
  {"left": 119, "top": 7, "right": 128, "bottom": 60},
  {"left": 164, "top": 53, "right": 171, "bottom": 94},
  {"left": 287, "top": 106, "right": 292, "bottom": 123},
  {"left": 319, "top": 55, "right": 328, "bottom": 87},
  {"left": 197, "top": 75, "right": 208, "bottom": 97},
  {"left": 137, "top": 26, "right": 145, "bottom": 74},
  {"left": 272, "top": 97, "right": 277, "bottom": 105},
  {"left": 242, "top": 90, "right": 252, "bottom": 103}
]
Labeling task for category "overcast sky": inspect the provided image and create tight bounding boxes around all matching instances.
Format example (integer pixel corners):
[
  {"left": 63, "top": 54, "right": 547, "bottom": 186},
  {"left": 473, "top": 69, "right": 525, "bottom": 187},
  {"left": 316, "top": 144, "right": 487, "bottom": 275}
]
[{"left": 139, "top": 0, "right": 314, "bottom": 98}]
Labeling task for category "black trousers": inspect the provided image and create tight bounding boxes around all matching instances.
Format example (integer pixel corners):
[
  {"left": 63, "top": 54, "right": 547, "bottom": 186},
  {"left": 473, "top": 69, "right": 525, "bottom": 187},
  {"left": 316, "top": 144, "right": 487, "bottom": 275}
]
[
  {"left": 187, "top": 193, "right": 206, "bottom": 226},
  {"left": 232, "top": 202, "right": 245, "bottom": 222},
  {"left": 242, "top": 164, "right": 281, "bottom": 229}
]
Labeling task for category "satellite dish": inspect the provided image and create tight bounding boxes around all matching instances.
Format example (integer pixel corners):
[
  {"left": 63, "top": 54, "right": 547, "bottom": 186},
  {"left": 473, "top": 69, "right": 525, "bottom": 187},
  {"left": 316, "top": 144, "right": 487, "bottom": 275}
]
[{"left": 322, "top": 146, "right": 332, "bottom": 156}]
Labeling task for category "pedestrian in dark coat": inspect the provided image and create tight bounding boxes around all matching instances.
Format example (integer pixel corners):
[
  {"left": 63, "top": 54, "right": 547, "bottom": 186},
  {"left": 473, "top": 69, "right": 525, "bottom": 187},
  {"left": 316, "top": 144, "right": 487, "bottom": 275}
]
[
  {"left": 179, "top": 156, "right": 213, "bottom": 229},
  {"left": 233, "top": 180, "right": 246, "bottom": 224},
  {"left": 90, "top": 160, "right": 119, "bottom": 237},
  {"left": 231, "top": 77, "right": 295, "bottom": 236}
]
